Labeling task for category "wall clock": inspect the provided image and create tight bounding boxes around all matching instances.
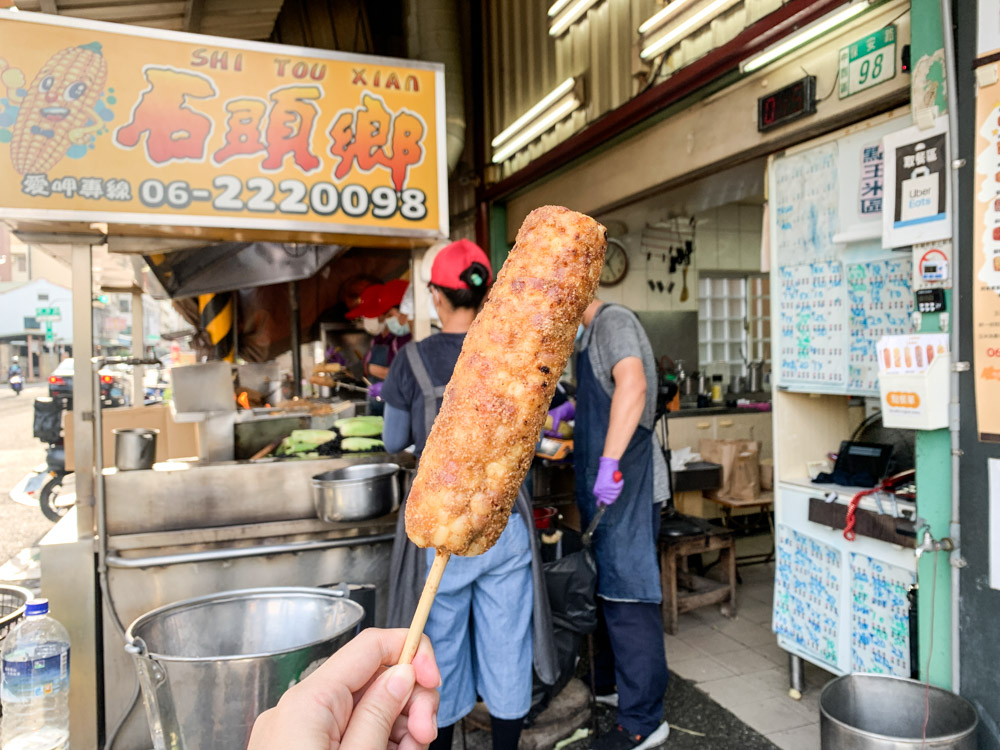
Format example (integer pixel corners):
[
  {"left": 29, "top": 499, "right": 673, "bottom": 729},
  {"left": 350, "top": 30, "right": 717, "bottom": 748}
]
[{"left": 600, "top": 238, "right": 628, "bottom": 286}]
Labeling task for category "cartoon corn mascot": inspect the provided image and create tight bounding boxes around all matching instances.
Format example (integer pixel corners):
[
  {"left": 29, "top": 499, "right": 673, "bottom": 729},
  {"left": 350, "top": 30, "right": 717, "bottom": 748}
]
[{"left": 9, "top": 42, "right": 107, "bottom": 175}]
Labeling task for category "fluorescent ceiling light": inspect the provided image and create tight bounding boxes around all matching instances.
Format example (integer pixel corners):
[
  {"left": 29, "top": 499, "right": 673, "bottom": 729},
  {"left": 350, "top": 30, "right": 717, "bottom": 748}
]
[
  {"left": 548, "top": 0, "right": 574, "bottom": 17},
  {"left": 638, "top": 0, "right": 693, "bottom": 35},
  {"left": 640, "top": 0, "right": 740, "bottom": 60},
  {"left": 492, "top": 77, "right": 577, "bottom": 149},
  {"left": 492, "top": 96, "right": 580, "bottom": 163},
  {"left": 741, "top": 2, "right": 868, "bottom": 73},
  {"left": 549, "top": 0, "right": 600, "bottom": 36}
]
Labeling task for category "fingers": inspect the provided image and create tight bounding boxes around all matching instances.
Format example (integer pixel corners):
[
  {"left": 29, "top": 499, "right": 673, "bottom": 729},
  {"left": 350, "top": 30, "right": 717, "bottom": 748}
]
[
  {"left": 340, "top": 664, "right": 415, "bottom": 750},
  {"left": 302, "top": 629, "right": 439, "bottom": 698},
  {"left": 404, "top": 684, "right": 439, "bottom": 745}
]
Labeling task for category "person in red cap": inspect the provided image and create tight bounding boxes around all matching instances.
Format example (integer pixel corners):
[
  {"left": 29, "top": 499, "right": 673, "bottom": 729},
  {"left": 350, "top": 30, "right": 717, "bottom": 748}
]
[
  {"left": 382, "top": 239, "right": 555, "bottom": 750},
  {"left": 346, "top": 279, "right": 413, "bottom": 383}
]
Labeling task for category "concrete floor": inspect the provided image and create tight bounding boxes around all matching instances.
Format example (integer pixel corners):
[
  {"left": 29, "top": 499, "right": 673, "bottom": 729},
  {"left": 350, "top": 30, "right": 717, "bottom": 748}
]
[{"left": 455, "top": 560, "right": 832, "bottom": 750}]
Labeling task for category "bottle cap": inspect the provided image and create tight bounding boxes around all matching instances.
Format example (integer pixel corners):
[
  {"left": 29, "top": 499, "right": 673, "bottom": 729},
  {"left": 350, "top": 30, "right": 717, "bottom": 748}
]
[{"left": 25, "top": 598, "right": 49, "bottom": 616}]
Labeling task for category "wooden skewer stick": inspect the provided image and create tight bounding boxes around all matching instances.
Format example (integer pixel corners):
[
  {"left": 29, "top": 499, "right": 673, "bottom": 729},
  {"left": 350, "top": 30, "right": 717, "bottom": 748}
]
[{"left": 398, "top": 549, "right": 451, "bottom": 665}]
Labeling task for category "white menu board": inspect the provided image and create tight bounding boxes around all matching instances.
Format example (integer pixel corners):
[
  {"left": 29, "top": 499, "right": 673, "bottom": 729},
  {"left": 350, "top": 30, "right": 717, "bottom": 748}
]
[
  {"left": 774, "top": 524, "right": 841, "bottom": 669},
  {"left": 849, "top": 553, "right": 914, "bottom": 677},
  {"left": 847, "top": 257, "right": 914, "bottom": 393},
  {"left": 772, "top": 142, "right": 840, "bottom": 265},
  {"left": 777, "top": 261, "right": 848, "bottom": 389}
]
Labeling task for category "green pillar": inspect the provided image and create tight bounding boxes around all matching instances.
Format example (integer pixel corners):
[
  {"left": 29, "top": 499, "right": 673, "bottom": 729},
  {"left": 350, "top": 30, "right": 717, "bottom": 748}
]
[
  {"left": 910, "top": 0, "right": 952, "bottom": 690},
  {"left": 488, "top": 202, "right": 512, "bottom": 271}
]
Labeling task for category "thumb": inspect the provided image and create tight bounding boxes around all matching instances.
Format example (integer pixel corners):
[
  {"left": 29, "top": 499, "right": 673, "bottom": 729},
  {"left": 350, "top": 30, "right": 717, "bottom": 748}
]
[{"left": 340, "top": 664, "right": 415, "bottom": 749}]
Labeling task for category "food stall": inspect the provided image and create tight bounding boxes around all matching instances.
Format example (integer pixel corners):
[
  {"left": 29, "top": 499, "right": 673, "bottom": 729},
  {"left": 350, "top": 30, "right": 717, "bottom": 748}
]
[{"left": 0, "top": 10, "right": 446, "bottom": 748}]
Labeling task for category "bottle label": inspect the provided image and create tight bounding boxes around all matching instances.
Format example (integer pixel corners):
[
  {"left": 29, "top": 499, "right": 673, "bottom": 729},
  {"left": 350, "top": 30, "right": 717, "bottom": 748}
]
[{"left": 1, "top": 648, "right": 69, "bottom": 701}]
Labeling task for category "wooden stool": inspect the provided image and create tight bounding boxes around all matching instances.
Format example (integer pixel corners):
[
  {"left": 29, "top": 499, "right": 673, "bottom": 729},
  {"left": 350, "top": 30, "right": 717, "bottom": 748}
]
[{"left": 658, "top": 528, "right": 737, "bottom": 635}]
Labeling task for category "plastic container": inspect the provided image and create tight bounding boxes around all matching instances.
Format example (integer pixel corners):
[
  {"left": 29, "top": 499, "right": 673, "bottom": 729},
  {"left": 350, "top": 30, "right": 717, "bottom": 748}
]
[
  {"left": 711, "top": 375, "right": 724, "bottom": 404},
  {"left": 1, "top": 599, "right": 70, "bottom": 750}
]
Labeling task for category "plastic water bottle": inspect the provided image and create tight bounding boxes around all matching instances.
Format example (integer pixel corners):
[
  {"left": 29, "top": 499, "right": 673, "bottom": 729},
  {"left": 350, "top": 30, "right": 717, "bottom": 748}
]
[{"left": 1, "top": 599, "right": 70, "bottom": 750}]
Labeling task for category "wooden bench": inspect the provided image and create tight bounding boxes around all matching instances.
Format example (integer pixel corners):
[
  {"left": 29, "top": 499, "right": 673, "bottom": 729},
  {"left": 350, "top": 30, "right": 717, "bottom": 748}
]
[{"left": 658, "top": 526, "right": 737, "bottom": 635}]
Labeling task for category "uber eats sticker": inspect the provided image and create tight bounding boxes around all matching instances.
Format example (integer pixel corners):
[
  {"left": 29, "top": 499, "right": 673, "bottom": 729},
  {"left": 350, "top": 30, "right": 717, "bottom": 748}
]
[
  {"left": 882, "top": 117, "right": 951, "bottom": 248},
  {"left": 894, "top": 133, "right": 947, "bottom": 228}
]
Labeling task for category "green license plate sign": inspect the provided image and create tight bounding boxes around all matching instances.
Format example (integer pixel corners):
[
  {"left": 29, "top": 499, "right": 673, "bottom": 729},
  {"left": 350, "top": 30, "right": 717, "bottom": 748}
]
[{"left": 839, "top": 26, "right": 896, "bottom": 99}]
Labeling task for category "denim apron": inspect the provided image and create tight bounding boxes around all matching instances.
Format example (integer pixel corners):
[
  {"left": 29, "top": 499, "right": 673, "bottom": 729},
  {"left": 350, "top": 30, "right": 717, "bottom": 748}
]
[{"left": 574, "top": 333, "right": 662, "bottom": 604}]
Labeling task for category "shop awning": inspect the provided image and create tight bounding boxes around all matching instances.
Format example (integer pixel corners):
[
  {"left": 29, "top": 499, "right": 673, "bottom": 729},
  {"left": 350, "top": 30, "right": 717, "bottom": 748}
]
[{"left": 143, "top": 242, "right": 345, "bottom": 300}]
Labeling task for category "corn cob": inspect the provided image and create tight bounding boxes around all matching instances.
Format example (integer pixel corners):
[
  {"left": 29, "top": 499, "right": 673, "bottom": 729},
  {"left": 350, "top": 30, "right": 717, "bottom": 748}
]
[
  {"left": 10, "top": 43, "right": 107, "bottom": 175},
  {"left": 334, "top": 416, "right": 384, "bottom": 437}
]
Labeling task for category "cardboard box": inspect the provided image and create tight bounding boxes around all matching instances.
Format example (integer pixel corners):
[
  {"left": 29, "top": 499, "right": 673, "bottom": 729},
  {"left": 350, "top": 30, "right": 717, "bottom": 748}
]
[{"left": 63, "top": 404, "right": 199, "bottom": 471}]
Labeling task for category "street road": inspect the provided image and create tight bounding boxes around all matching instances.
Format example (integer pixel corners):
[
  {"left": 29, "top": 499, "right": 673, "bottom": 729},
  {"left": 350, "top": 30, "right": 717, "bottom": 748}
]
[{"left": 0, "top": 383, "right": 55, "bottom": 570}]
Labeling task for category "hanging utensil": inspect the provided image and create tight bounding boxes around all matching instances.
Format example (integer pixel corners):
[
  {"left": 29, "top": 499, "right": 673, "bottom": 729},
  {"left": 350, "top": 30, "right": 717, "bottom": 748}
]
[{"left": 680, "top": 267, "right": 689, "bottom": 302}]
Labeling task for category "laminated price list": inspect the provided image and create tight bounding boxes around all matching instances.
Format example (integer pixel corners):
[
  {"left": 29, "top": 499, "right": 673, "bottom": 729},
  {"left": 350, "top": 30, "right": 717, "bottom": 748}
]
[
  {"left": 777, "top": 261, "right": 847, "bottom": 388},
  {"left": 850, "top": 553, "right": 914, "bottom": 677},
  {"left": 774, "top": 525, "right": 841, "bottom": 668},
  {"left": 772, "top": 142, "right": 840, "bottom": 265},
  {"left": 847, "top": 258, "right": 914, "bottom": 393}
]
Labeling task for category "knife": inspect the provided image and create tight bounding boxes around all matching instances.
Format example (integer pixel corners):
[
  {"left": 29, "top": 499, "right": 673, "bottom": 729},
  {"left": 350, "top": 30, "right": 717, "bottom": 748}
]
[{"left": 582, "top": 470, "right": 622, "bottom": 546}]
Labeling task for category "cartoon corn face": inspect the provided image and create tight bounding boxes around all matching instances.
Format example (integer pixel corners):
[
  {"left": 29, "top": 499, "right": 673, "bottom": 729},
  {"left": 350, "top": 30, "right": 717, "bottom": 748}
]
[{"left": 10, "top": 42, "right": 107, "bottom": 175}]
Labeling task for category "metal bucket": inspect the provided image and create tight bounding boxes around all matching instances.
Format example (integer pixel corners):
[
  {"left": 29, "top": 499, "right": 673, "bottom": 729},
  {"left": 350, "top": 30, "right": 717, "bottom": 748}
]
[
  {"left": 820, "top": 674, "right": 979, "bottom": 749},
  {"left": 125, "top": 587, "right": 365, "bottom": 750},
  {"left": 113, "top": 428, "right": 159, "bottom": 471}
]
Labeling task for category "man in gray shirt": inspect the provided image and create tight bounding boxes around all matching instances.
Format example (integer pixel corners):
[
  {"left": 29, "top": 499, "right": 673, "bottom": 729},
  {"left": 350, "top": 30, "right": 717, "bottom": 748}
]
[{"left": 575, "top": 300, "right": 670, "bottom": 750}]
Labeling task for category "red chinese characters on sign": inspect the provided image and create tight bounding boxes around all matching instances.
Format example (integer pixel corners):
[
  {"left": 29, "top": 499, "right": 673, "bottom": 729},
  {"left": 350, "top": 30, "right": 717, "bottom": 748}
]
[
  {"left": 329, "top": 93, "right": 425, "bottom": 191},
  {"left": 262, "top": 85, "right": 321, "bottom": 173},
  {"left": 115, "top": 70, "right": 424, "bottom": 191},
  {"left": 116, "top": 67, "right": 216, "bottom": 163},
  {"left": 213, "top": 98, "right": 266, "bottom": 164}
]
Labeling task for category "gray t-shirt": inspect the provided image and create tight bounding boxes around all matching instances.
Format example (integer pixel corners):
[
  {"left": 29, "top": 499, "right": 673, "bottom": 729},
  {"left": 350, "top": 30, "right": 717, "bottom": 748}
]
[{"left": 579, "top": 304, "right": 658, "bottom": 430}]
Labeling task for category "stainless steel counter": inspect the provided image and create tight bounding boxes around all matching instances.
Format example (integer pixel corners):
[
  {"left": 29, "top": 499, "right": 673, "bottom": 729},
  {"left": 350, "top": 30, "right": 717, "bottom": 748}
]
[{"left": 48, "top": 452, "right": 413, "bottom": 750}]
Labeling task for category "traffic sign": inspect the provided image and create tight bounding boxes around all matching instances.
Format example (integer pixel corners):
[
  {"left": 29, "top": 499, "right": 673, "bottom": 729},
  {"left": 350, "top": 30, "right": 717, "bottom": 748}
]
[
  {"left": 35, "top": 306, "right": 61, "bottom": 321},
  {"left": 45, "top": 321, "right": 54, "bottom": 343}
]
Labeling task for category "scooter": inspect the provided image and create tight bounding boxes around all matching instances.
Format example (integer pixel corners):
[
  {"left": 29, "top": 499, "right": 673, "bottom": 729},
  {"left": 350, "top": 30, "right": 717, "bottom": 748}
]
[{"left": 9, "top": 374, "right": 22, "bottom": 395}]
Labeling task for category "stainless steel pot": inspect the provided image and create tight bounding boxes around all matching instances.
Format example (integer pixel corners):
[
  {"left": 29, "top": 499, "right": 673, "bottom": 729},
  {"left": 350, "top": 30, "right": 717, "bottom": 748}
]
[
  {"left": 312, "top": 462, "right": 400, "bottom": 522},
  {"left": 820, "top": 674, "right": 978, "bottom": 749},
  {"left": 113, "top": 428, "right": 159, "bottom": 471},
  {"left": 126, "top": 587, "right": 364, "bottom": 750}
]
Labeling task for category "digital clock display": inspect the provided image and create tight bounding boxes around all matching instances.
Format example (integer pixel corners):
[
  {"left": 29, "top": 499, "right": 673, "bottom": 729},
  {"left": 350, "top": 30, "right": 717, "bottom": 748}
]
[{"left": 757, "top": 76, "right": 817, "bottom": 132}]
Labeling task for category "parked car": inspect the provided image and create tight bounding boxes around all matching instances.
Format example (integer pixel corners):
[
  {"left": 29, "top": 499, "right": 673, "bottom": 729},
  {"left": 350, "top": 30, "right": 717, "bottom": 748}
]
[{"left": 48, "top": 358, "right": 126, "bottom": 409}]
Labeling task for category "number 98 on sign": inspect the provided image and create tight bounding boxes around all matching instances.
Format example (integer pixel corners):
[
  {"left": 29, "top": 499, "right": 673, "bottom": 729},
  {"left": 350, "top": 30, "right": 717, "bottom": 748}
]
[
  {"left": 138, "top": 177, "right": 427, "bottom": 221},
  {"left": 839, "top": 26, "right": 897, "bottom": 99}
]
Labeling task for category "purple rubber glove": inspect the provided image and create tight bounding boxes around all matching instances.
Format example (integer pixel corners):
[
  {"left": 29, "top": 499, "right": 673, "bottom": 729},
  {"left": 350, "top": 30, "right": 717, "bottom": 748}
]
[
  {"left": 592, "top": 457, "right": 624, "bottom": 507},
  {"left": 368, "top": 381, "right": 384, "bottom": 400},
  {"left": 544, "top": 400, "right": 576, "bottom": 437}
]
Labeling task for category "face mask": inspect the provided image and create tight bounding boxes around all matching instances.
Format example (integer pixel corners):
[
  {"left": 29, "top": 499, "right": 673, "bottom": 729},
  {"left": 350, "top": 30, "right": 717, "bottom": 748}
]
[
  {"left": 386, "top": 317, "right": 410, "bottom": 337},
  {"left": 362, "top": 317, "right": 385, "bottom": 336},
  {"left": 575, "top": 324, "right": 585, "bottom": 343}
]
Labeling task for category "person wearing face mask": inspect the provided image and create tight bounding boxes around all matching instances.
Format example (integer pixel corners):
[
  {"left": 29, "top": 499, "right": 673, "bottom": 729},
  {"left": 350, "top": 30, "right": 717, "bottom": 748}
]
[
  {"left": 346, "top": 279, "right": 413, "bottom": 384},
  {"left": 381, "top": 239, "right": 557, "bottom": 750}
]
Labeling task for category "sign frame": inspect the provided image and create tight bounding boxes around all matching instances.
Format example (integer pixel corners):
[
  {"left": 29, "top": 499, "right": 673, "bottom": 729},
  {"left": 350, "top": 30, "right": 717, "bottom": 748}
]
[
  {"left": 839, "top": 25, "right": 897, "bottom": 99},
  {"left": 0, "top": 10, "right": 449, "bottom": 241}
]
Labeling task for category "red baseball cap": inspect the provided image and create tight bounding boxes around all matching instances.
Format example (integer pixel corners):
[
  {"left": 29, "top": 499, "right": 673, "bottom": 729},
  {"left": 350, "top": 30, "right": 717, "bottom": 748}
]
[
  {"left": 379, "top": 279, "right": 409, "bottom": 312},
  {"left": 346, "top": 284, "right": 385, "bottom": 319},
  {"left": 431, "top": 239, "right": 493, "bottom": 290}
]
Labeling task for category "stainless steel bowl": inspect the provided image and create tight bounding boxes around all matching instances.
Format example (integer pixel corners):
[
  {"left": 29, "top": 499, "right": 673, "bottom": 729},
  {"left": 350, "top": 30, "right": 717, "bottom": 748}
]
[{"left": 311, "top": 462, "right": 400, "bottom": 522}]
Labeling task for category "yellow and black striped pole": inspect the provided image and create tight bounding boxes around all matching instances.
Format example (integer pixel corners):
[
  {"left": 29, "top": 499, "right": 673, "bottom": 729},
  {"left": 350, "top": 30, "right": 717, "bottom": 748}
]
[{"left": 198, "top": 293, "right": 235, "bottom": 362}]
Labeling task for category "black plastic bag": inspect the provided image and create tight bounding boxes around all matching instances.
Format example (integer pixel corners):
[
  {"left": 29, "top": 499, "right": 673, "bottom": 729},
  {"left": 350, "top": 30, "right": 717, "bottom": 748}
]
[
  {"left": 543, "top": 545, "right": 598, "bottom": 634},
  {"left": 33, "top": 398, "right": 62, "bottom": 445},
  {"left": 525, "top": 538, "right": 599, "bottom": 726}
]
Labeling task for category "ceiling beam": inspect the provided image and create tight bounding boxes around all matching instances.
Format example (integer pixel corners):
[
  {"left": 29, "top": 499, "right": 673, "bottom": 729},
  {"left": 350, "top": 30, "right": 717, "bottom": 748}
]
[{"left": 183, "top": 0, "right": 204, "bottom": 32}]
